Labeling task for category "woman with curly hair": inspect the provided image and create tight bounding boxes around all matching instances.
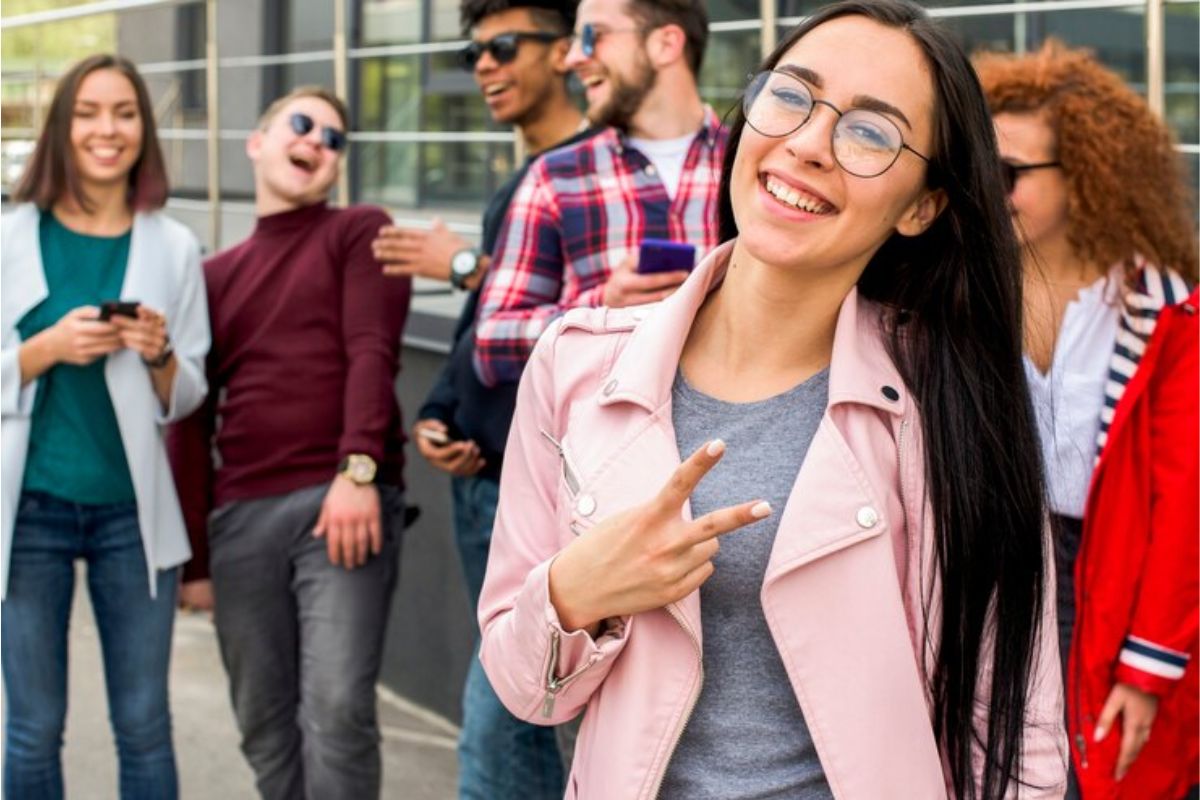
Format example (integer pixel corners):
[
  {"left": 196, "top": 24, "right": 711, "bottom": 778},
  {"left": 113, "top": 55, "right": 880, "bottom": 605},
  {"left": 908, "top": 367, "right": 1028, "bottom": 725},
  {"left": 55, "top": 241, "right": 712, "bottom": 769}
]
[{"left": 977, "top": 40, "right": 1198, "bottom": 800}]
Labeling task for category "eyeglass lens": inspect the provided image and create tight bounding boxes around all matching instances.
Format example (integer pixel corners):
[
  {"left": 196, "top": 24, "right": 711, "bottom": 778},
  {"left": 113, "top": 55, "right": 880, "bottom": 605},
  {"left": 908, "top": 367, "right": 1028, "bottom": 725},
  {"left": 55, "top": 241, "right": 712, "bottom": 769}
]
[
  {"left": 581, "top": 23, "right": 597, "bottom": 57},
  {"left": 743, "top": 71, "right": 907, "bottom": 178},
  {"left": 289, "top": 112, "right": 346, "bottom": 152},
  {"left": 459, "top": 35, "right": 520, "bottom": 69}
]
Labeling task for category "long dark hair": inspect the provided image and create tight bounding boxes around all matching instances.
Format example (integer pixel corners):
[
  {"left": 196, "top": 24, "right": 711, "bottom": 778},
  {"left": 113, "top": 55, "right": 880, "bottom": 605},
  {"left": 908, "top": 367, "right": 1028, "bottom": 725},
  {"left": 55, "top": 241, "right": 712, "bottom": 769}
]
[
  {"left": 13, "top": 54, "right": 168, "bottom": 213},
  {"left": 718, "top": 2, "right": 1049, "bottom": 797}
]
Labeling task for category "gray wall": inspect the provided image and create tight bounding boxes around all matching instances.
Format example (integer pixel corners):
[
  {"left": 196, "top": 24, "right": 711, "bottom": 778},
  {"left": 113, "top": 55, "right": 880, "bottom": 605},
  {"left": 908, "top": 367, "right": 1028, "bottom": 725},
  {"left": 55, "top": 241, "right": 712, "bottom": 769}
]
[{"left": 380, "top": 340, "right": 476, "bottom": 725}]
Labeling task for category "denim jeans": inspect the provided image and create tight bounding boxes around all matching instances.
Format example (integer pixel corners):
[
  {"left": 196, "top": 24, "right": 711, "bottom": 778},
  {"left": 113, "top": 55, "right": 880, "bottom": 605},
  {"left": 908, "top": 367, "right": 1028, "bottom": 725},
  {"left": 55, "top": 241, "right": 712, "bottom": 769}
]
[
  {"left": 2, "top": 490, "right": 179, "bottom": 800},
  {"left": 208, "top": 483, "right": 405, "bottom": 800},
  {"left": 451, "top": 475, "right": 564, "bottom": 800}
]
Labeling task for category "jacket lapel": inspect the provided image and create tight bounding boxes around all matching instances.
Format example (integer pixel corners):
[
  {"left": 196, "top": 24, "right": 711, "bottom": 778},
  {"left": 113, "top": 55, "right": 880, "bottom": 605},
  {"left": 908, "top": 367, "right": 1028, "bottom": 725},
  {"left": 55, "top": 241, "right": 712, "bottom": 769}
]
[{"left": 1, "top": 205, "right": 49, "bottom": 334}]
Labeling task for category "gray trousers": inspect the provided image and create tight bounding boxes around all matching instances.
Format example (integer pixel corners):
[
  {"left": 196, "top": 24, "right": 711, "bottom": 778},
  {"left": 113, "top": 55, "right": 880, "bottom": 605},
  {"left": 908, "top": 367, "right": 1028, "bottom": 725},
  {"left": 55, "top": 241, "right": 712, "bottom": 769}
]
[{"left": 208, "top": 482, "right": 404, "bottom": 800}]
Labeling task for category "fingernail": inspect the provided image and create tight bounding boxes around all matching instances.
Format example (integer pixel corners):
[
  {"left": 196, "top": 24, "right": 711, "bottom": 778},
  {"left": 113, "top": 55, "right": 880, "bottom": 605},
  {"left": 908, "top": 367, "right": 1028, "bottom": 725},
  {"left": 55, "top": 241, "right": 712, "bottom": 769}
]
[
  {"left": 750, "top": 501, "right": 772, "bottom": 519},
  {"left": 1093, "top": 727, "right": 1105, "bottom": 742},
  {"left": 706, "top": 439, "right": 725, "bottom": 457}
]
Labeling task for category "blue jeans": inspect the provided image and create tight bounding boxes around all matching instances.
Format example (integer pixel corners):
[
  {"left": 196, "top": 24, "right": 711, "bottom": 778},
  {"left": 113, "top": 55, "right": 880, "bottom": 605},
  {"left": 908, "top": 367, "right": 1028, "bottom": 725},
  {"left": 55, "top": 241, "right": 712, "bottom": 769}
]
[
  {"left": 2, "top": 491, "right": 179, "bottom": 800},
  {"left": 451, "top": 475, "right": 563, "bottom": 800}
]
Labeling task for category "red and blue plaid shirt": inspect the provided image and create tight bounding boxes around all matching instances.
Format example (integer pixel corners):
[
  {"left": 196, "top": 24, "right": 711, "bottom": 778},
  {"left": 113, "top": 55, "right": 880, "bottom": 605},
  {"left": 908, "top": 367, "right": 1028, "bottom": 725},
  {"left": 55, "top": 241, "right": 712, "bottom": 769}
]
[{"left": 473, "top": 107, "right": 728, "bottom": 386}]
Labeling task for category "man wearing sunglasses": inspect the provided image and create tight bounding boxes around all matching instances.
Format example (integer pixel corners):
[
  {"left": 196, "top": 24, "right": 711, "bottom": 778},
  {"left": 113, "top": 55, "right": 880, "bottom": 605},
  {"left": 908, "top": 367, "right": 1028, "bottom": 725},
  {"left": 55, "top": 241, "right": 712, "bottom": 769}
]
[
  {"left": 168, "top": 87, "right": 412, "bottom": 800},
  {"left": 472, "top": 0, "right": 724, "bottom": 388},
  {"left": 372, "top": 2, "right": 591, "bottom": 798}
]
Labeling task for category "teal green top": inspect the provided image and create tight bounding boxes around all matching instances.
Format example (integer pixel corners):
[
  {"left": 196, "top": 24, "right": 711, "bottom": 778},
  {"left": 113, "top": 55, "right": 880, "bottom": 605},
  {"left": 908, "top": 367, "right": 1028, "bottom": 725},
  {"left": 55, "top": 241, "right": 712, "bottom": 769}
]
[{"left": 17, "top": 211, "right": 136, "bottom": 504}]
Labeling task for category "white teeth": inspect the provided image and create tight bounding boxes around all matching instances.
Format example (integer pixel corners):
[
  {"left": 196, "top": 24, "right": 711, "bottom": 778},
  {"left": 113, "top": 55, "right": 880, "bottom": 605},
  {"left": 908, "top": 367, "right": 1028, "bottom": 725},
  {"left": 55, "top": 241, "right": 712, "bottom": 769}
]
[
  {"left": 764, "top": 176, "right": 831, "bottom": 215},
  {"left": 484, "top": 83, "right": 510, "bottom": 96},
  {"left": 583, "top": 76, "right": 603, "bottom": 88},
  {"left": 91, "top": 147, "right": 119, "bottom": 158}
]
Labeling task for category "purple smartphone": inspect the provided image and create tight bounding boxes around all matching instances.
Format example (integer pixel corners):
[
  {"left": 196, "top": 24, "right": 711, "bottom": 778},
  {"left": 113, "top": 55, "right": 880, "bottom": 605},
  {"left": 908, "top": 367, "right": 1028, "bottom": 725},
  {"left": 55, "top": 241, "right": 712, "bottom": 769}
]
[{"left": 637, "top": 238, "right": 696, "bottom": 274}]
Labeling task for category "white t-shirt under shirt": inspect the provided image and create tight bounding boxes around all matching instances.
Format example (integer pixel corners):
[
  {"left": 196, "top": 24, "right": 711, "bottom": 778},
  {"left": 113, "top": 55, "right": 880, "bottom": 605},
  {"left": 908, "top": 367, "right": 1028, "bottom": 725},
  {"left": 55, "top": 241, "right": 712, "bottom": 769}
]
[
  {"left": 627, "top": 131, "right": 696, "bottom": 200},
  {"left": 1024, "top": 269, "right": 1122, "bottom": 519}
]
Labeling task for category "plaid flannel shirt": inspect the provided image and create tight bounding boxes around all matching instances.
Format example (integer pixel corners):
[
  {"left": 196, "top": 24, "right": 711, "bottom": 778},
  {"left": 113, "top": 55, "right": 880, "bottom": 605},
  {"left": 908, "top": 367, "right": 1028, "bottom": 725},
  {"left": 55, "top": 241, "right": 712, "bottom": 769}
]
[{"left": 473, "top": 107, "right": 728, "bottom": 386}]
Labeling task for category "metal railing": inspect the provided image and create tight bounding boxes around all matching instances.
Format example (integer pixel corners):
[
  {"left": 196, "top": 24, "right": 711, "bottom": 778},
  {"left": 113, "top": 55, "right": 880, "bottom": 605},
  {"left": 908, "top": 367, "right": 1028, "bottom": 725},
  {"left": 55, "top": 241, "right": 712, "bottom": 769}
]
[{"left": 2, "top": 0, "right": 1196, "bottom": 249}]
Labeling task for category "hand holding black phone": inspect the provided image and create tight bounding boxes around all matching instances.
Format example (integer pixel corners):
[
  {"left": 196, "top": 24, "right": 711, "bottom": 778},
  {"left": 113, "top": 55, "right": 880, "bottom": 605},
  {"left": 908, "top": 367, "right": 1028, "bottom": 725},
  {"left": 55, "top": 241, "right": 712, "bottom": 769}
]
[{"left": 97, "top": 300, "right": 140, "bottom": 322}]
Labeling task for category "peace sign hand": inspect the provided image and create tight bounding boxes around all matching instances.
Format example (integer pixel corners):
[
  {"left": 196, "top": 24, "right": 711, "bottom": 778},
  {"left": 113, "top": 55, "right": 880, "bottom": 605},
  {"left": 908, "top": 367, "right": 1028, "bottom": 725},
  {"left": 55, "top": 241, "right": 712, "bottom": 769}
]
[{"left": 547, "top": 439, "right": 771, "bottom": 637}]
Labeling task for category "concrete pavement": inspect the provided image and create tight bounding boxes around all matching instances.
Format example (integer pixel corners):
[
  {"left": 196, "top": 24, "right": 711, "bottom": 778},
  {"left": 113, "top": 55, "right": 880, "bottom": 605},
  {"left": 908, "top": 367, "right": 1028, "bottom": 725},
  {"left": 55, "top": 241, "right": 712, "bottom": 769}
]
[{"left": 54, "top": 577, "right": 458, "bottom": 799}]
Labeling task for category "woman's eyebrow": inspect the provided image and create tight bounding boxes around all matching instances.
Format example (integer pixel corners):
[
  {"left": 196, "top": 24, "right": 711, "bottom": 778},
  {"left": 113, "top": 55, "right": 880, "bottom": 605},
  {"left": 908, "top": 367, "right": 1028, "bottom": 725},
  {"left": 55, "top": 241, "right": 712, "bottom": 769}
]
[{"left": 774, "top": 62, "right": 914, "bottom": 131}]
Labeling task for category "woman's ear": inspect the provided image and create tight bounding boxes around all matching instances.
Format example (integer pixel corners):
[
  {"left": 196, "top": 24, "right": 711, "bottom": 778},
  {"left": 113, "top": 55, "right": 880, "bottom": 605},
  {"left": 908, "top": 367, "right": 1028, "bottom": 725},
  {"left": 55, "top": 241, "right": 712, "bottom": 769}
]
[{"left": 896, "top": 187, "right": 948, "bottom": 237}]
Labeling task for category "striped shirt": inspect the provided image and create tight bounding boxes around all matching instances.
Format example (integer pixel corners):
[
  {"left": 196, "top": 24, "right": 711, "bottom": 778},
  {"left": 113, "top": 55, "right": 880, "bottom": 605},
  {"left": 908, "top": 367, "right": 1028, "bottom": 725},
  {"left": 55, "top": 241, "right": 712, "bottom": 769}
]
[{"left": 472, "top": 107, "right": 727, "bottom": 387}]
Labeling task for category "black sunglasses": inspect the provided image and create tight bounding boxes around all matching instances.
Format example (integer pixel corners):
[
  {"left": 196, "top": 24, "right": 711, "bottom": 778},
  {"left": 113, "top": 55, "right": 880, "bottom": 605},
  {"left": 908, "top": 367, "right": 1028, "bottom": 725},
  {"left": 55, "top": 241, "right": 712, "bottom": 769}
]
[
  {"left": 289, "top": 112, "right": 347, "bottom": 152},
  {"left": 459, "top": 31, "right": 563, "bottom": 70},
  {"left": 1001, "top": 160, "right": 1060, "bottom": 194}
]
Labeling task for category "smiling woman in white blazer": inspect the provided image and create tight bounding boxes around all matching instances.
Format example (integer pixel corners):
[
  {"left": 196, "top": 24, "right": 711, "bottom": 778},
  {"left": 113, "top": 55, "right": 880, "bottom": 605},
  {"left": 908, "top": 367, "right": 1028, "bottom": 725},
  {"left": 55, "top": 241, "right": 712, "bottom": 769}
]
[{"left": 0, "top": 54, "right": 208, "bottom": 799}]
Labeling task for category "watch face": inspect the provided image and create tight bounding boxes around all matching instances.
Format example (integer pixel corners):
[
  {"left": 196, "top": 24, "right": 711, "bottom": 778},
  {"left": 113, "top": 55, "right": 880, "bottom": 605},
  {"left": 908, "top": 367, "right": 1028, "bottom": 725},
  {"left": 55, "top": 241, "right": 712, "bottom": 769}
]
[
  {"left": 343, "top": 455, "right": 377, "bottom": 484},
  {"left": 452, "top": 250, "right": 478, "bottom": 277}
]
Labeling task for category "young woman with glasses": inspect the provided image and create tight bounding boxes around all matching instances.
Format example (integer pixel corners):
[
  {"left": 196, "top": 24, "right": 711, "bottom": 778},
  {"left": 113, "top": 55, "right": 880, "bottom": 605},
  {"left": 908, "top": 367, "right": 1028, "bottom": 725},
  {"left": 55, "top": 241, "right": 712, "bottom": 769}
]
[
  {"left": 476, "top": 1, "right": 1066, "bottom": 797},
  {"left": 1, "top": 54, "right": 209, "bottom": 799},
  {"left": 977, "top": 41, "right": 1198, "bottom": 800}
]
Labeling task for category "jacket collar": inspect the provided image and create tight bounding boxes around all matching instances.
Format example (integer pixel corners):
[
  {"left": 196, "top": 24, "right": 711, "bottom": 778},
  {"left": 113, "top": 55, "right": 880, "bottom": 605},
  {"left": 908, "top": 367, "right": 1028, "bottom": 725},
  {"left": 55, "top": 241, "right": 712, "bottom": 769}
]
[
  {"left": 598, "top": 239, "right": 909, "bottom": 418},
  {"left": 607, "top": 105, "right": 725, "bottom": 156}
]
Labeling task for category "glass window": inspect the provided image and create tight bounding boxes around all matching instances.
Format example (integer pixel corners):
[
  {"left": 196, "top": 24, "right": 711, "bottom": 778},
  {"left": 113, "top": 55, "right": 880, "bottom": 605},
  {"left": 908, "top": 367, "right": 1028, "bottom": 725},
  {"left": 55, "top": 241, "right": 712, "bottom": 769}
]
[
  {"left": 353, "top": 51, "right": 513, "bottom": 210},
  {"left": 699, "top": 28, "right": 763, "bottom": 115}
]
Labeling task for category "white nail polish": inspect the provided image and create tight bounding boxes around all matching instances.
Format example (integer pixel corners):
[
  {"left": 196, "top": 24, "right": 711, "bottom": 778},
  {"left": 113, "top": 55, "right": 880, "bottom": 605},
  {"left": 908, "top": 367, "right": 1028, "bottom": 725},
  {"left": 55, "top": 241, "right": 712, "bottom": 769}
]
[
  {"left": 750, "top": 501, "right": 772, "bottom": 519},
  {"left": 706, "top": 439, "right": 725, "bottom": 457}
]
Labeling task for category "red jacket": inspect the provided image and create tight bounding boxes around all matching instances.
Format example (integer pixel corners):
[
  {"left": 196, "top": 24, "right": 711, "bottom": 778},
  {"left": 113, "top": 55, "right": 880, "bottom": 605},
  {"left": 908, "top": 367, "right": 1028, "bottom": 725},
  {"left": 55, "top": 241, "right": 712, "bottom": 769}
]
[{"left": 1070, "top": 286, "right": 1199, "bottom": 798}]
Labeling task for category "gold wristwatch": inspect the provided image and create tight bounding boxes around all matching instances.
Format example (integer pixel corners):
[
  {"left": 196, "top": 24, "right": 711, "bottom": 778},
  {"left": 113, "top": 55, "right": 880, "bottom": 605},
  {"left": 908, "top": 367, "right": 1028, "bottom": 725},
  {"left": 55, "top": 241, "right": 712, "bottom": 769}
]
[{"left": 337, "top": 454, "right": 378, "bottom": 486}]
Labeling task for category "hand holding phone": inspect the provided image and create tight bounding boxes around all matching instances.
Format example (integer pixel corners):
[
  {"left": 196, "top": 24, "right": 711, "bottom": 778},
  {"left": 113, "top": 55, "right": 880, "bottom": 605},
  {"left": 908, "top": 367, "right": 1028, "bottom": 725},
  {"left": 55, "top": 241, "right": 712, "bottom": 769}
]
[
  {"left": 417, "top": 427, "right": 452, "bottom": 446},
  {"left": 97, "top": 300, "right": 140, "bottom": 322},
  {"left": 637, "top": 239, "right": 695, "bottom": 275}
]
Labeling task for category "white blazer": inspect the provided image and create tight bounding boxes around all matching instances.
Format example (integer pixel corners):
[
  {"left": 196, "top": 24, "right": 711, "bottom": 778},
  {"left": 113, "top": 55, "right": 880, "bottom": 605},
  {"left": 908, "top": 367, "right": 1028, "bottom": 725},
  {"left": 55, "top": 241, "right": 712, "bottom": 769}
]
[{"left": 1, "top": 203, "right": 210, "bottom": 598}]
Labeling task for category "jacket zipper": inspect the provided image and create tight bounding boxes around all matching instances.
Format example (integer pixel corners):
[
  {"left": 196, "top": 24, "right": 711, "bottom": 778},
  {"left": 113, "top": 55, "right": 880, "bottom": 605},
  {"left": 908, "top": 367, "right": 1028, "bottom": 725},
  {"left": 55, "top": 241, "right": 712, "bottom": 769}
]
[
  {"left": 650, "top": 603, "right": 704, "bottom": 798},
  {"left": 896, "top": 419, "right": 910, "bottom": 529},
  {"left": 541, "top": 627, "right": 598, "bottom": 718},
  {"left": 540, "top": 428, "right": 581, "bottom": 494}
]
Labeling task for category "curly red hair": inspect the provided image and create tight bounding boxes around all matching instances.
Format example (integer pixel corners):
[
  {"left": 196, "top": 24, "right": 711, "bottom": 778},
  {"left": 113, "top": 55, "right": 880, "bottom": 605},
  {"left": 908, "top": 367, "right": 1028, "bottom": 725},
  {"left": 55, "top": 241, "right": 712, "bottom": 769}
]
[{"left": 974, "top": 39, "right": 1198, "bottom": 281}]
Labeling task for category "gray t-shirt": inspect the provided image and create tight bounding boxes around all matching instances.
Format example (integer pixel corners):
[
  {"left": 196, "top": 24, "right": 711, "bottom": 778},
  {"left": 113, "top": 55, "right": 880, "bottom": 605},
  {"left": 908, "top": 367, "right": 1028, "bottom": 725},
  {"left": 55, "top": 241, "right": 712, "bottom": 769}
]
[{"left": 659, "top": 367, "right": 834, "bottom": 800}]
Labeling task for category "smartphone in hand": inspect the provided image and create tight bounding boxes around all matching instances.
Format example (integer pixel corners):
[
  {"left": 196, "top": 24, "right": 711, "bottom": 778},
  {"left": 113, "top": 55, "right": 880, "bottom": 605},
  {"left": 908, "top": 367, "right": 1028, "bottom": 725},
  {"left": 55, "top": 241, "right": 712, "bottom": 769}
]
[
  {"left": 637, "top": 239, "right": 695, "bottom": 275},
  {"left": 417, "top": 427, "right": 453, "bottom": 446},
  {"left": 98, "top": 300, "right": 140, "bottom": 321}
]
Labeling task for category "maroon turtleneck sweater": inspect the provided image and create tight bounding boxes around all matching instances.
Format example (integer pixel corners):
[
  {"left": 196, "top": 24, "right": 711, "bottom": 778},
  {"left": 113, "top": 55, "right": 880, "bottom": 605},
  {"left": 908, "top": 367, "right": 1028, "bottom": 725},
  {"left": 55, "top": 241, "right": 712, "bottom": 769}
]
[{"left": 168, "top": 202, "right": 411, "bottom": 581}]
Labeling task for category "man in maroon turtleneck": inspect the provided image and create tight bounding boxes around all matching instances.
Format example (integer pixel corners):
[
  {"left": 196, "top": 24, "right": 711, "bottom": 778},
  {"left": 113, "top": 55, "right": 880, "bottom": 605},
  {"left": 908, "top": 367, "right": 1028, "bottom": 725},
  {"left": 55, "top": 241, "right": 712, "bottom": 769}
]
[{"left": 167, "top": 86, "right": 411, "bottom": 800}]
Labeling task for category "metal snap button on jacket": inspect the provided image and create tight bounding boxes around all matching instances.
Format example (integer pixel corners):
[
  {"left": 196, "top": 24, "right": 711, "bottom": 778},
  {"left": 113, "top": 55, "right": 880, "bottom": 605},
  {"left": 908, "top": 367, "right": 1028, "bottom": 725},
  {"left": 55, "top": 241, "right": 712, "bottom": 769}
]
[
  {"left": 576, "top": 495, "right": 597, "bottom": 517},
  {"left": 856, "top": 506, "right": 879, "bottom": 529}
]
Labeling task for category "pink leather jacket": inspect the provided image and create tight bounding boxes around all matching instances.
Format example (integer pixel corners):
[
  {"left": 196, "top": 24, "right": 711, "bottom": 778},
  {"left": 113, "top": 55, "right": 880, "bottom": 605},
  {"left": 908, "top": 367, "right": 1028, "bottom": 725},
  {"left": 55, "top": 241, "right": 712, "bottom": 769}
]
[{"left": 478, "top": 241, "right": 1067, "bottom": 799}]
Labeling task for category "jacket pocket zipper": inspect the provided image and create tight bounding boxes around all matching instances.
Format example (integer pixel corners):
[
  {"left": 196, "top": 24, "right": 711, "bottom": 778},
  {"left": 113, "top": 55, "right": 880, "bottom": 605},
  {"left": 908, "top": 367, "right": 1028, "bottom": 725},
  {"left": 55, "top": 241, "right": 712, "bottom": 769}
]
[
  {"left": 540, "top": 428, "right": 581, "bottom": 495},
  {"left": 541, "top": 627, "right": 598, "bottom": 717}
]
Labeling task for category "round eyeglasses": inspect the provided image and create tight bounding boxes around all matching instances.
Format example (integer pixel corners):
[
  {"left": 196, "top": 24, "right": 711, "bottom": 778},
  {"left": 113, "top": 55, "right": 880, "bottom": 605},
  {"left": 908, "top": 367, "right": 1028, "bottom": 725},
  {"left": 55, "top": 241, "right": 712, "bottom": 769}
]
[
  {"left": 572, "top": 22, "right": 640, "bottom": 58},
  {"left": 289, "top": 112, "right": 346, "bottom": 152},
  {"left": 742, "top": 70, "right": 930, "bottom": 179}
]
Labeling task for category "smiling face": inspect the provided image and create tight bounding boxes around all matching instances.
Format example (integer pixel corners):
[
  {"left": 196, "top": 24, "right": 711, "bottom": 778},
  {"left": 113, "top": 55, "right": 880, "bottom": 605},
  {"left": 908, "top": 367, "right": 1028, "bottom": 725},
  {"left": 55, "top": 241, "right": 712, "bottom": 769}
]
[
  {"left": 471, "top": 8, "right": 569, "bottom": 126},
  {"left": 69, "top": 68, "right": 144, "bottom": 196},
  {"left": 730, "top": 15, "right": 944, "bottom": 279},
  {"left": 567, "top": 0, "right": 656, "bottom": 128},
  {"left": 248, "top": 95, "right": 344, "bottom": 212}
]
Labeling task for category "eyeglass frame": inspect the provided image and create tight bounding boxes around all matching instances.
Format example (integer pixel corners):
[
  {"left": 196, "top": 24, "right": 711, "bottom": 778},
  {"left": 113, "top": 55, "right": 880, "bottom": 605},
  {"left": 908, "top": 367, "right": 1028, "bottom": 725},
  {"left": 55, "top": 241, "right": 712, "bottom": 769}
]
[
  {"left": 1000, "top": 160, "right": 1061, "bottom": 194},
  {"left": 288, "top": 112, "right": 346, "bottom": 152},
  {"left": 458, "top": 30, "right": 565, "bottom": 71},
  {"left": 742, "top": 69, "right": 932, "bottom": 179},
  {"left": 574, "top": 22, "right": 642, "bottom": 58}
]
